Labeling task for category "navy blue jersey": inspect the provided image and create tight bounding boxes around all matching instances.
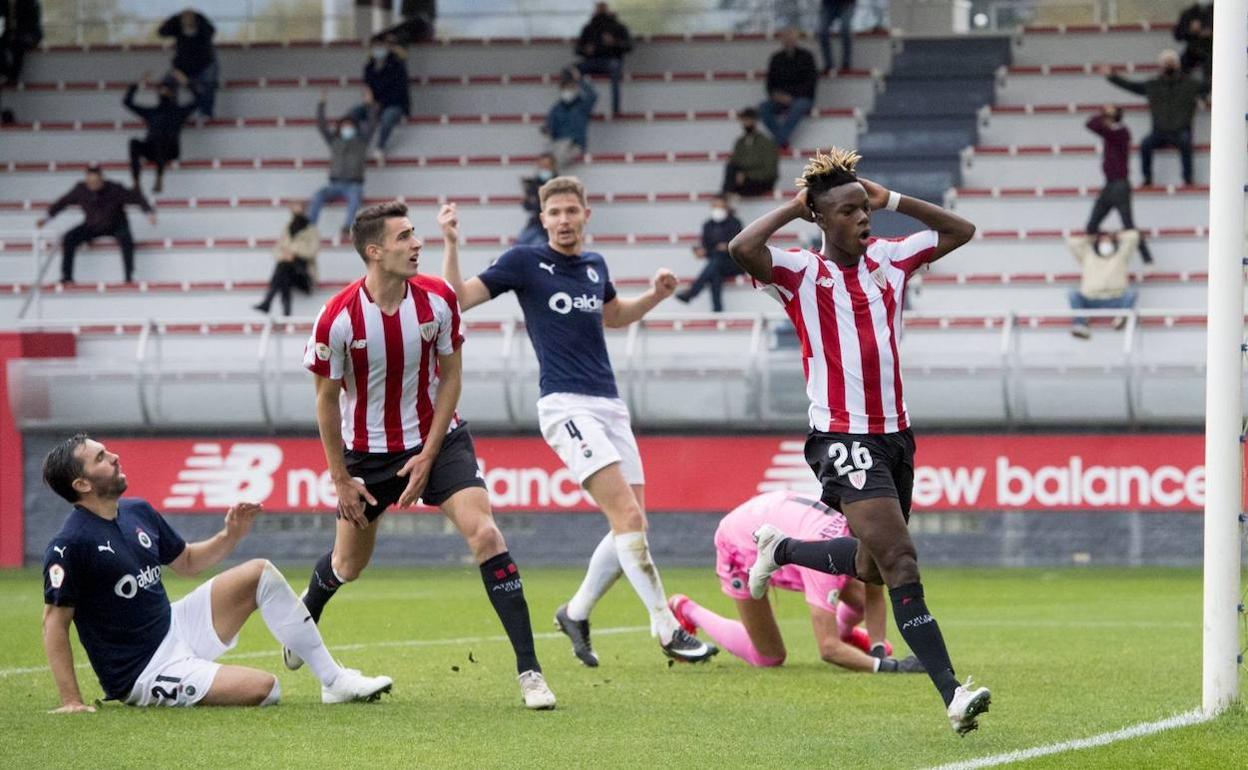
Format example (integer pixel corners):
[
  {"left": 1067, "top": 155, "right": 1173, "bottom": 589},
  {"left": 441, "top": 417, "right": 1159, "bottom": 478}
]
[
  {"left": 42, "top": 499, "right": 187, "bottom": 700},
  {"left": 478, "top": 244, "right": 620, "bottom": 399}
]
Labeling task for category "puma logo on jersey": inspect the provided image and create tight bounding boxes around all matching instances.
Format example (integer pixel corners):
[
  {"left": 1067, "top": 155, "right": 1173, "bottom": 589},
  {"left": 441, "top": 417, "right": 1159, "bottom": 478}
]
[
  {"left": 539, "top": 262, "right": 555, "bottom": 274},
  {"left": 97, "top": 540, "right": 115, "bottom": 554},
  {"left": 52, "top": 545, "right": 67, "bottom": 558}
]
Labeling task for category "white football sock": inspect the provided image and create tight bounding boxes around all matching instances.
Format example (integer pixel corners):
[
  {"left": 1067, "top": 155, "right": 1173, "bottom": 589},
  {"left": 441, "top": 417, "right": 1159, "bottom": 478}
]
[
  {"left": 256, "top": 561, "right": 342, "bottom": 686},
  {"left": 259, "top": 677, "right": 281, "bottom": 706},
  {"left": 566, "top": 532, "right": 623, "bottom": 621},
  {"left": 613, "top": 531, "right": 679, "bottom": 643}
]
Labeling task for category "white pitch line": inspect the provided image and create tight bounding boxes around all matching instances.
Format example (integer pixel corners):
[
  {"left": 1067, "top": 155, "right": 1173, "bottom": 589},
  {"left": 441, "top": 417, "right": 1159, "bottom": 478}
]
[
  {"left": 0, "top": 625, "right": 651, "bottom": 677},
  {"left": 923, "top": 709, "right": 1211, "bottom": 770}
]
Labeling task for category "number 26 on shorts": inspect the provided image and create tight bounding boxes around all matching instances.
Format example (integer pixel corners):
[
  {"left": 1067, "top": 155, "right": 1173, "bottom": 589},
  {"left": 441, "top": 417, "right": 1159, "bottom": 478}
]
[{"left": 828, "top": 441, "right": 873, "bottom": 476}]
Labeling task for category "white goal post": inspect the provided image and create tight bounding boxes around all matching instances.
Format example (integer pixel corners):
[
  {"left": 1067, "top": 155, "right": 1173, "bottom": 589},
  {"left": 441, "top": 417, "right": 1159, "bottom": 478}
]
[{"left": 1201, "top": 0, "right": 1246, "bottom": 717}]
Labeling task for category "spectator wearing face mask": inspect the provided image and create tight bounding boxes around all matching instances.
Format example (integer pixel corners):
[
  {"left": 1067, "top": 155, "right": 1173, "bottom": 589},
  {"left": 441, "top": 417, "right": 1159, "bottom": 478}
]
[
  {"left": 722, "top": 107, "right": 779, "bottom": 197},
  {"left": 675, "top": 196, "right": 744, "bottom": 312},
  {"left": 348, "top": 34, "right": 410, "bottom": 161},
  {"left": 124, "top": 72, "right": 199, "bottom": 194},
  {"left": 542, "top": 68, "right": 598, "bottom": 169},
  {"left": 1066, "top": 229, "right": 1140, "bottom": 339},
  {"left": 1101, "top": 50, "right": 1208, "bottom": 187},
  {"left": 307, "top": 90, "right": 378, "bottom": 239},
  {"left": 255, "top": 203, "right": 320, "bottom": 317},
  {"left": 517, "top": 153, "right": 558, "bottom": 246},
  {"left": 157, "top": 8, "right": 218, "bottom": 118}
]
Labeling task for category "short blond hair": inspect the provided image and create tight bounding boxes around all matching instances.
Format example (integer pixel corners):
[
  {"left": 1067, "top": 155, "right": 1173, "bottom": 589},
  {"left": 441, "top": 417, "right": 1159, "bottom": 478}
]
[
  {"left": 795, "top": 147, "right": 861, "bottom": 190},
  {"left": 538, "top": 175, "right": 587, "bottom": 209}
]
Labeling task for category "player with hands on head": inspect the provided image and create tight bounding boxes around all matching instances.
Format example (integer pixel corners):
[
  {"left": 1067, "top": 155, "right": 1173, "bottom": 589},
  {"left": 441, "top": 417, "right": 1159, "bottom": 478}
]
[
  {"left": 729, "top": 148, "right": 991, "bottom": 735},
  {"left": 442, "top": 175, "right": 716, "bottom": 666},
  {"left": 295, "top": 200, "right": 556, "bottom": 710},
  {"left": 40, "top": 434, "right": 391, "bottom": 712}
]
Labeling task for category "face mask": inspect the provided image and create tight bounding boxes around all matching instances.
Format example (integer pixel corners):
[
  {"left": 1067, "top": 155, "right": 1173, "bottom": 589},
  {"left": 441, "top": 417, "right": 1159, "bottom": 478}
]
[
  {"left": 340, "top": 126, "right": 357, "bottom": 140},
  {"left": 742, "top": 124, "right": 756, "bottom": 133},
  {"left": 537, "top": 169, "right": 554, "bottom": 181},
  {"left": 710, "top": 207, "right": 729, "bottom": 222},
  {"left": 371, "top": 46, "right": 388, "bottom": 60},
  {"left": 560, "top": 89, "right": 578, "bottom": 104},
  {"left": 1097, "top": 240, "right": 1115, "bottom": 257}
]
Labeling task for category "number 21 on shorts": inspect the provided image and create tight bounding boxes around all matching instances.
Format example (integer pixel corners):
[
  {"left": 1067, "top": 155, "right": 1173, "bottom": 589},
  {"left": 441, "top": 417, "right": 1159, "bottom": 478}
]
[{"left": 829, "top": 441, "right": 873, "bottom": 490}]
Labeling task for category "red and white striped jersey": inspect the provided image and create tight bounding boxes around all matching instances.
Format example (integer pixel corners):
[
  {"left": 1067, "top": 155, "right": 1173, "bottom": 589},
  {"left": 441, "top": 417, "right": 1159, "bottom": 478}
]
[
  {"left": 303, "top": 275, "right": 464, "bottom": 453},
  {"left": 758, "top": 230, "right": 939, "bottom": 434}
]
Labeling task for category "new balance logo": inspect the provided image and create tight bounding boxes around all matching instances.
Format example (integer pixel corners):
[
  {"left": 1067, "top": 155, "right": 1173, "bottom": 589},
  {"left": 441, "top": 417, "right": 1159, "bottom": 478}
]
[
  {"left": 755, "top": 440, "right": 821, "bottom": 496},
  {"left": 97, "top": 541, "right": 115, "bottom": 554},
  {"left": 815, "top": 276, "right": 835, "bottom": 288},
  {"left": 163, "top": 443, "right": 282, "bottom": 509},
  {"left": 539, "top": 262, "right": 555, "bottom": 274}
]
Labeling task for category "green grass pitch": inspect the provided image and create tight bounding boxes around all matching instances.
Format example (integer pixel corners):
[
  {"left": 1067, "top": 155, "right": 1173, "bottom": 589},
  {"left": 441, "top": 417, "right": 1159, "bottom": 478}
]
[{"left": 1, "top": 566, "right": 1243, "bottom": 768}]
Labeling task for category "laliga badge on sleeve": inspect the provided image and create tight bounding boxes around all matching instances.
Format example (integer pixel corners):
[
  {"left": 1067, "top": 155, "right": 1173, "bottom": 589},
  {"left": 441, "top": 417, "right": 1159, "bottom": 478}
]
[
  {"left": 315, "top": 342, "right": 331, "bottom": 361},
  {"left": 49, "top": 564, "right": 65, "bottom": 588}
]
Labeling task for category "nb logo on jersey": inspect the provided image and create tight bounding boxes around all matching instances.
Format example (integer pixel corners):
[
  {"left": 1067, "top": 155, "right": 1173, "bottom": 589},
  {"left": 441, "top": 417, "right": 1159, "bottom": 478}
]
[
  {"left": 163, "top": 443, "right": 282, "bottom": 509},
  {"left": 815, "top": 276, "right": 835, "bottom": 289},
  {"left": 548, "top": 292, "right": 603, "bottom": 315},
  {"left": 350, "top": 339, "right": 368, "bottom": 350},
  {"left": 539, "top": 262, "right": 556, "bottom": 274}
]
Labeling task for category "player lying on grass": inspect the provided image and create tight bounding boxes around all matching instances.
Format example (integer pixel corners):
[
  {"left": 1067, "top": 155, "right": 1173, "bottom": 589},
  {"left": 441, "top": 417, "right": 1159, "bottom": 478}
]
[
  {"left": 668, "top": 490, "right": 922, "bottom": 673},
  {"left": 40, "top": 434, "right": 392, "bottom": 712},
  {"left": 730, "top": 147, "right": 991, "bottom": 735}
]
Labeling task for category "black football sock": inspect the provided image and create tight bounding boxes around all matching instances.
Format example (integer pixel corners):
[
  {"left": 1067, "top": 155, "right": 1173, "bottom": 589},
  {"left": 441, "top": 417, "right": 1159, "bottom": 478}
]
[
  {"left": 480, "top": 552, "right": 540, "bottom": 674},
  {"left": 302, "top": 551, "right": 343, "bottom": 623},
  {"left": 889, "top": 582, "right": 960, "bottom": 706},
  {"left": 774, "top": 536, "right": 860, "bottom": 577}
]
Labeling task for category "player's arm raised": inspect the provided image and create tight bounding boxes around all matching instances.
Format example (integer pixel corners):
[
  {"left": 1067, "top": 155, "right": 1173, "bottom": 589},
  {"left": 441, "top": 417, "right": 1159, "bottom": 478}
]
[
  {"left": 728, "top": 190, "right": 813, "bottom": 284},
  {"left": 602, "top": 268, "right": 677, "bottom": 328},
  {"left": 42, "top": 604, "right": 94, "bottom": 713},
  {"left": 397, "top": 347, "right": 463, "bottom": 507},
  {"left": 314, "top": 375, "right": 377, "bottom": 529},
  {"left": 169, "top": 502, "right": 263, "bottom": 577},
  {"left": 437, "top": 203, "right": 491, "bottom": 311},
  {"left": 858, "top": 177, "right": 975, "bottom": 263}
]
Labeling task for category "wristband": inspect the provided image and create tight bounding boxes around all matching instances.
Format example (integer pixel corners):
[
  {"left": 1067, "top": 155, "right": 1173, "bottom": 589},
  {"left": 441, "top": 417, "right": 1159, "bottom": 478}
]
[{"left": 885, "top": 190, "right": 901, "bottom": 211}]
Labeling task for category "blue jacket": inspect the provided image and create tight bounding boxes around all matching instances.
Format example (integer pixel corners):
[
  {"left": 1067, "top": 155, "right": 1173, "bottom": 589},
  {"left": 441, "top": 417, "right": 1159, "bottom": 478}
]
[{"left": 545, "top": 80, "right": 598, "bottom": 149}]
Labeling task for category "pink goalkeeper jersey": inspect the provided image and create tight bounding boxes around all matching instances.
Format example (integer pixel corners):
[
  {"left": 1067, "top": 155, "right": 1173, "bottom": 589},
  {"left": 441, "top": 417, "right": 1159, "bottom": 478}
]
[
  {"left": 756, "top": 230, "right": 938, "bottom": 434},
  {"left": 714, "top": 490, "right": 851, "bottom": 609}
]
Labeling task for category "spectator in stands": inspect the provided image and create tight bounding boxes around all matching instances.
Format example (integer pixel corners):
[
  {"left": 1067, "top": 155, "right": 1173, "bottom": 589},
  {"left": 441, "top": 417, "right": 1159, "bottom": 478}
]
[
  {"left": 37, "top": 165, "right": 155, "bottom": 285},
  {"left": 349, "top": 34, "right": 410, "bottom": 161},
  {"left": 817, "top": 0, "right": 856, "bottom": 74},
  {"left": 722, "top": 107, "right": 779, "bottom": 197},
  {"left": 542, "top": 68, "right": 597, "bottom": 169},
  {"left": 1101, "top": 50, "right": 1208, "bottom": 187},
  {"left": 1173, "top": 2, "right": 1213, "bottom": 77},
  {"left": 1066, "top": 229, "right": 1140, "bottom": 339},
  {"left": 255, "top": 203, "right": 320, "bottom": 317},
  {"left": 675, "top": 196, "right": 744, "bottom": 312},
  {"left": 124, "top": 73, "right": 198, "bottom": 194},
  {"left": 517, "top": 153, "right": 558, "bottom": 246},
  {"left": 308, "top": 90, "right": 378, "bottom": 239},
  {"left": 1084, "top": 105, "right": 1152, "bottom": 263},
  {"left": 758, "top": 27, "right": 818, "bottom": 150},
  {"left": 0, "top": 0, "right": 42, "bottom": 125},
  {"left": 158, "top": 8, "right": 218, "bottom": 118},
  {"left": 575, "top": 2, "right": 631, "bottom": 117}
]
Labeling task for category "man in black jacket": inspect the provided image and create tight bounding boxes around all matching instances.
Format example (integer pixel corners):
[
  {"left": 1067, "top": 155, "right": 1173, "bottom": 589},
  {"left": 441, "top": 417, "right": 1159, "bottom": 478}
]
[
  {"left": 124, "top": 74, "right": 198, "bottom": 194},
  {"left": 575, "top": 2, "right": 631, "bottom": 117},
  {"left": 348, "top": 34, "right": 410, "bottom": 159},
  {"left": 158, "top": 9, "right": 218, "bottom": 117},
  {"left": 37, "top": 166, "right": 156, "bottom": 284},
  {"left": 758, "top": 28, "right": 818, "bottom": 149},
  {"left": 1173, "top": 2, "right": 1213, "bottom": 77},
  {"left": 1103, "top": 50, "right": 1208, "bottom": 187},
  {"left": 675, "top": 196, "right": 745, "bottom": 312},
  {"left": 0, "top": 0, "right": 42, "bottom": 124}
]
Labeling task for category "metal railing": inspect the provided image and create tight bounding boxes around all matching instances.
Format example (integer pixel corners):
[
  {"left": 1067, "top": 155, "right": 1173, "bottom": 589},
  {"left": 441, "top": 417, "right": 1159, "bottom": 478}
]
[{"left": 6, "top": 308, "right": 1229, "bottom": 432}]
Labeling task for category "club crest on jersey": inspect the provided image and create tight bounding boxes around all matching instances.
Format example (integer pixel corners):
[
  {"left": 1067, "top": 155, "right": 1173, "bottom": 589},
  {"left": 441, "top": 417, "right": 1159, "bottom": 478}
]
[
  {"left": 586, "top": 266, "right": 599, "bottom": 283},
  {"left": 870, "top": 267, "right": 888, "bottom": 290},
  {"left": 847, "top": 470, "right": 867, "bottom": 490},
  {"left": 419, "top": 321, "right": 438, "bottom": 342},
  {"left": 136, "top": 527, "right": 153, "bottom": 549}
]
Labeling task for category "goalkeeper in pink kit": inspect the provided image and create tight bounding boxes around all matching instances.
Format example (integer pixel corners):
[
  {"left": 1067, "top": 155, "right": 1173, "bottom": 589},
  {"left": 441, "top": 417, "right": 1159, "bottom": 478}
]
[{"left": 669, "top": 491, "right": 922, "bottom": 673}]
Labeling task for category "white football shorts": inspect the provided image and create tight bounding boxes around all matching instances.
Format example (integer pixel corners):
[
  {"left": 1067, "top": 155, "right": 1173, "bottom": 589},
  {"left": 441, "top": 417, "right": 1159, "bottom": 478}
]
[
  {"left": 537, "top": 392, "right": 645, "bottom": 486},
  {"left": 125, "top": 578, "right": 238, "bottom": 707}
]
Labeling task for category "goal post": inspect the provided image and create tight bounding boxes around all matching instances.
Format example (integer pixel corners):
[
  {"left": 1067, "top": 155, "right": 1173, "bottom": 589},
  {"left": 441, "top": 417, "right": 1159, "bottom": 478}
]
[{"left": 1201, "top": 0, "right": 1246, "bottom": 717}]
